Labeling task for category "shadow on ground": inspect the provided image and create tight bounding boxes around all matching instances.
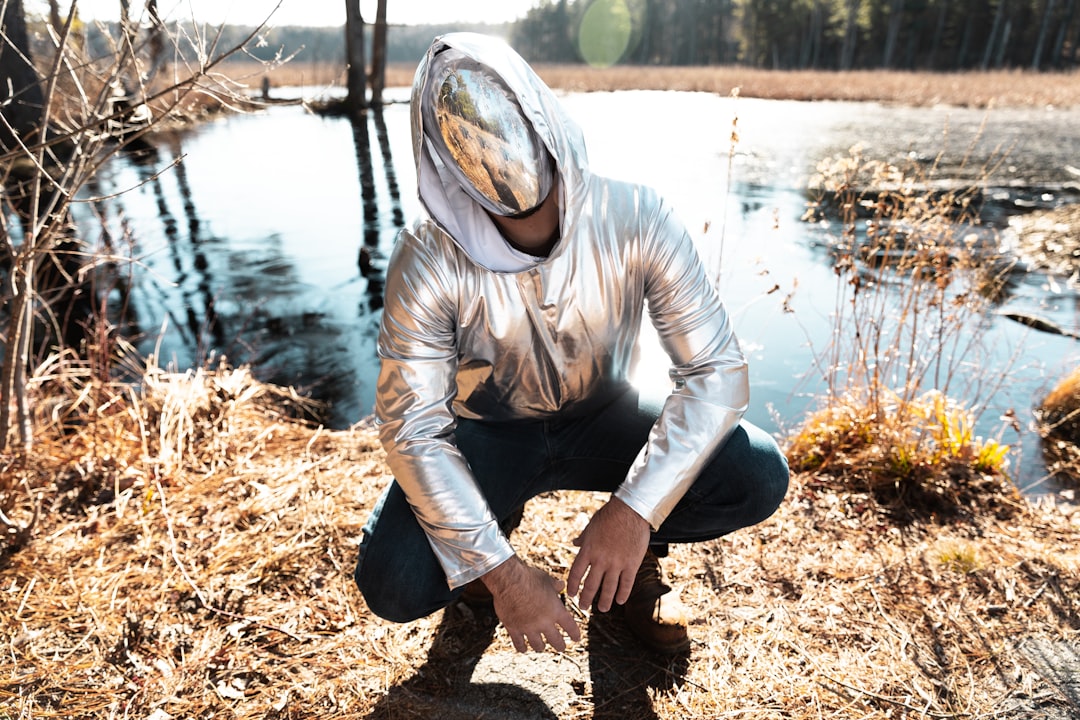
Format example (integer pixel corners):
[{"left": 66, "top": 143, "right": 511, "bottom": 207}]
[
  {"left": 1011, "top": 636, "right": 1080, "bottom": 720},
  {"left": 362, "top": 599, "right": 690, "bottom": 719}
]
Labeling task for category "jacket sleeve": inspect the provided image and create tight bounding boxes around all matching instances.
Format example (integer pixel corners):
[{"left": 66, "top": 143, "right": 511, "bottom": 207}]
[
  {"left": 612, "top": 192, "right": 750, "bottom": 530},
  {"left": 374, "top": 228, "right": 515, "bottom": 590}
]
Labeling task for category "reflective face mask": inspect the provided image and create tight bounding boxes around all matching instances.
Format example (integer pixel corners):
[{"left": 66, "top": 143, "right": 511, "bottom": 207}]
[{"left": 422, "top": 51, "right": 554, "bottom": 217}]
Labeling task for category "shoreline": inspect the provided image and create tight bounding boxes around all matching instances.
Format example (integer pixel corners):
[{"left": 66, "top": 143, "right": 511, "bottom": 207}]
[{"left": 224, "top": 60, "right": 1080, "bottom": 109}]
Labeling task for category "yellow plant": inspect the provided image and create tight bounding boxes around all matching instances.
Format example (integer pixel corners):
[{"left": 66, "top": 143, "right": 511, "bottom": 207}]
[
  {"left": 786, "top": 389, "right": 1013, "bottom": 517},
  {"left": 974, "top": 438, "right": 1011, "bottom": 473},
  {"left": 920, "top": 390, "right": 975, "bottom": 461},
  {"left": 937, "top": 541, "right": 982, "bottom": 573},
  {"left": 888, "top": 445, "right": 916, "bottom": 477}
]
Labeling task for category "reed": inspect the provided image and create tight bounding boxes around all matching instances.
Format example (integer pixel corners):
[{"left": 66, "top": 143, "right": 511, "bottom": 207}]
[
  {"left": 231, "top": 59, "right": 1080, "bottom": 108},
  {"left": 786, "top": 141, "right": 1023, "bottom": 518}
]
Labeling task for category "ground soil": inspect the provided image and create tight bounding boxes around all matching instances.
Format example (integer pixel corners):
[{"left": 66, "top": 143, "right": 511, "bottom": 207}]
[{"left": 1, "top": 389, "right": 1078, "bottom": 719}]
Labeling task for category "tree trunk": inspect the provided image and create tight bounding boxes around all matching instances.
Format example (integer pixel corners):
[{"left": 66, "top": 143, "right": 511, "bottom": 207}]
[
  {"left": 684, "top": 0, "right": 699, "bottom": 65},
  {"left": 369, "top": 0, "right": 387, "bottom": 106},
  {"left": 996, "top": 19, "right": 1012, "bottom": 67},
  {"left": 0, "top": 0, "right": 42, "bottom": 452},
  {"left": 955, "top": 11, "right": 973, "bottom": 67},
  {"left": 982, "top": 0, "right": 1007, "bottom": 69},
  {"left": 743, "top": 1, "right": 757, "bottom": 67},
  {"left": 927, "top": 0, "right": 951, "bottom": 69},
  {"left": 344, "top": 0, "right": 367, "bottom": 116},
  {"left": 0, "top": 0, "right": 44, "bottom": 153},
  {"left": 118, "top": 0, "right": 138, "bottom": 54},
  {"left": 809, "top": 0, "right": 824, "bottom": 68},
  {"left": 47, "top": 0, "right": 62, "bottom": 36},
  {"left": 1032, "top": 0, "right": 1058, "bottom": 69},
  {"left": 146, "top": 0, "right": 167, "bottom": 81},
  {"left": 636, "top": 0, "right": 652, "bottom": 63},
  {"left": 840, "top": 0, "right": 859, "bottom": 69},
  {"left": 883, "top": 0, "right": 906, "bottom": 67},
  {"left": 1050, "top": 0, "right": 1076, "bottom": 67}
]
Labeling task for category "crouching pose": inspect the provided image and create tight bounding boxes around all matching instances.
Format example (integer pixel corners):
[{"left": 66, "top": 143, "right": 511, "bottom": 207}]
[{"left": 355, "top": 32, "right": 789, "bottom": 655}]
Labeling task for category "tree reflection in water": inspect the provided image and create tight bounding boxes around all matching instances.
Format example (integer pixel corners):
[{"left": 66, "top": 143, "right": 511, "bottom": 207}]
[{"left": 82, "top": 105, "right": 407, "bottom": 427}]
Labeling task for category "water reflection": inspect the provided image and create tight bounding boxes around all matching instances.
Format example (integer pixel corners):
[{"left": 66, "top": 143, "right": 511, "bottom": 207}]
[
  {"left": 352, "top": 108, "right": 404, "bottom": 312},
  {"left": 139, "top": 135, "right": 226, "bottom": 351},
  {"left": 76, "top": 102, "right": 410, "bottom": 426},
  {"left": 76, "top": 92, "right": 1080, "bottom": 493}
]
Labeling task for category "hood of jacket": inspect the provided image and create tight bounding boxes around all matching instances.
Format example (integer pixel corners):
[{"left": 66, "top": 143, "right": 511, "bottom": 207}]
[{"left": 409, "top": 32, "right": 590, "bottom": 272}]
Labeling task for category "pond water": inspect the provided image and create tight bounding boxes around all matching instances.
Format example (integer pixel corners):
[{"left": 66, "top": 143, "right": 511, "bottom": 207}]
[{"left": 79, "top": 87, "right": 1080, "bottom": 497}]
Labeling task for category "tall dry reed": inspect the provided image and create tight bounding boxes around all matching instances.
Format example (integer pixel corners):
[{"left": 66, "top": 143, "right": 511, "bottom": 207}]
[{"left": 787, "top": 142, "right": 1018, "bottom": 514}]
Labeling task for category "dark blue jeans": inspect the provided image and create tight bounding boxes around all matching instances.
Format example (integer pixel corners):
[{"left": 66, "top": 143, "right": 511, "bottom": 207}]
[{"left": 355, "top": 388, "right": 789, "bottom": 622}]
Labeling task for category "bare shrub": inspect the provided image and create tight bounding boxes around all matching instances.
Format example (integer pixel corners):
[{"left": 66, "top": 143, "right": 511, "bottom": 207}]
[{"left": 789, "top": 142, "right": 1019, "bottom": 516}]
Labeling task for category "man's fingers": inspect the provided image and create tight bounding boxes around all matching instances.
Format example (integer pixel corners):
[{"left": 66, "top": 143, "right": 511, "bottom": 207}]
[
  {"left": 566, "top": 554, "right": 588, "bottom": 598},
  {"left": 595, "top": 569, "right": 621, "bottom": 613},
  {"left": 545, "top": 629, "right": 567, "bottom": 653},
  {"left": 560, "top": 611, "right": 582, "bottom": 643},
  {"left": 615, "top": 570, "right": 636, "bottom": 605},
  {"left": 525, "top": 630, "right": 547, "bottom": 652},
  {"left": 577, "top": 567, "right": 602, "bottom": 610}
]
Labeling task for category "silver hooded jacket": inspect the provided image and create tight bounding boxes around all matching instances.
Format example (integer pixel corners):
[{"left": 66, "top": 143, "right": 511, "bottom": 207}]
[{"left": 376, "top": 33, "right": 749, "bottom": 590}]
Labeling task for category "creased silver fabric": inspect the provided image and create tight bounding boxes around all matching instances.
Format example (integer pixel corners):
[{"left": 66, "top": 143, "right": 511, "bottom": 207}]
[{"left": 376, "top": 32, "right": 749, "bottom": 590}]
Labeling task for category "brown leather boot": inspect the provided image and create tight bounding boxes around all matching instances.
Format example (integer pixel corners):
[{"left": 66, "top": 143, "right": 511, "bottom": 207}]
[{"left": 622, "top": 549, "right": 691, "bottom": 654}]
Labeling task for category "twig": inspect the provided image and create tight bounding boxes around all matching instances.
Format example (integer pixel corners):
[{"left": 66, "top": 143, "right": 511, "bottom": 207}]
[
  {"left": 14, "top": 576, "right": 36, "bottom": 619},
  {"left": 816, "top": 676, "right": 971, "bottom": 719},
  {"left": 786, "top": 637, "right": 967, "bottom": 719},
  {"left": 1022, "top": 582, "right": 1048, "bottom": 609},
  {"left": 153, "top": 479, "right": 307, "bottom": 643}
]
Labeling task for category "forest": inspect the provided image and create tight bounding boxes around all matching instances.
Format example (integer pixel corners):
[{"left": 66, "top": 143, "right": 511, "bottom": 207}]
[
  {"left": 63, "top": 0, "right": 1080, "bottom": 72},
  {"left": 510, "top": 0, "right": 1080, "bottom": 70}
]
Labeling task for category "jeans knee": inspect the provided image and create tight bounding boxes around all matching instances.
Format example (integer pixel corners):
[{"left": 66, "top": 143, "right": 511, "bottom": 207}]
[
  {"left": 354, "top": 545, "right": 451, "bottom": 623},
  {"left": 753, "top": 447, "right": 790, "bottom": 523},
  {"left": 354, "top": 562, "right": 420, "bottom": 623}
]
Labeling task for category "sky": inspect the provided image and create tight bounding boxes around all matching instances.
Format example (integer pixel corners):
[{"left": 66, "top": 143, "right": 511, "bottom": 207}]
[{"left": 71, "top": 0, "right": 538, "bottom": 27}]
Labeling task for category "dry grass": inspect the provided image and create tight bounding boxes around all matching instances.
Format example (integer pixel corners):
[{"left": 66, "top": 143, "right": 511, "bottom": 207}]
[
  {"left": 1009, "top": 204, "right": 1080, "bottom": 286},
  {"left": 1037, "top": 367, "right": 1080, "bottom": 487},
  {"left": 787, "top": 391, "right": 1019, "bottom": 523},
  {"left": 235, "top": 59, "right": 1080, "bottom": 108},
  {"left": 1, "top": 362, "right": 1078, "bottom": 718}
]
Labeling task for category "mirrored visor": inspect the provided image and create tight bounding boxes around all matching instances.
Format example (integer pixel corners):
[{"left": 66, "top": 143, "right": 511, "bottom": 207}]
[{"left": 423, "top": 53, "right": 554, "bottom": 216}]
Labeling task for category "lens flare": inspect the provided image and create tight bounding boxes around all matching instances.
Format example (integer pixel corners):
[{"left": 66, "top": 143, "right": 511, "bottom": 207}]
[{"left": 578, "top": 0, "right": 633, "bottom": 68}]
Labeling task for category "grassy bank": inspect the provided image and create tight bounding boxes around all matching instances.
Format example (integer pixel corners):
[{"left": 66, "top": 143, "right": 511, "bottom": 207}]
[
  {"left": 0, "top": 357, "right": 1077, "bottom": 719},
  {"left": 235, "top": 60, "right": 1080, "bottom": 108}
]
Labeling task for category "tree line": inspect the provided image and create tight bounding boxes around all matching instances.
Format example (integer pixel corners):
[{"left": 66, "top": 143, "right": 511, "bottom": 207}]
[
  {"left": 512, "top": 0, "right": 1079, "bottom": 70},
  {"left": 45, "top": 1, "right": 1079, "bottom": 73},
  {"left": 207, "top": 0, "right": 1080, "bottom": 71}
]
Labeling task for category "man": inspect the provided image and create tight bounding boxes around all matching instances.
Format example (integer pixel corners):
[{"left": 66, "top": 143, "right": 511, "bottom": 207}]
[{"left": 354, "top": 32, "right": 789, "bottom": 655}]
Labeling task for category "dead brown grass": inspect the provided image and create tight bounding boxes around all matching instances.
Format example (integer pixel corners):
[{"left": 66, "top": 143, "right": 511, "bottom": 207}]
[
  {"left": 1, "top": 362, "right": 1078, "bottom": 718},
  {"left": 1036, "top": 366, "right": 1080, "bottom": 487},
  {"left": 234, "top": 59, "right": 1080, "bottom": 108}
]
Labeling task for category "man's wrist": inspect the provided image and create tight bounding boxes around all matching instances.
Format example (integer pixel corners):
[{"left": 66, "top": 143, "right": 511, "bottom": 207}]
[
  {"left": 609, "top": 495, "right": 651, "bottom": 529},
  {"left": 480, "top": 554, "right": 524, "bottom": 595}
]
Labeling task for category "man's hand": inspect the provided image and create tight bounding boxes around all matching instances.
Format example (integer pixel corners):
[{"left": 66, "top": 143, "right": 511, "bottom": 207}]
[
  {"left": 567, "top": 497, "right": 651, "bottom": 612},
  {"left": 482, "top": 555, "right": 581, "bottom": 653}
]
